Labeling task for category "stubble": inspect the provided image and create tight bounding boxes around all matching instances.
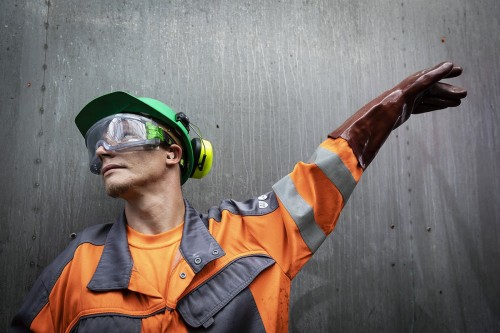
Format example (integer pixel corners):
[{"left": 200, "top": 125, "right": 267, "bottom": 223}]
[{"left": 105, "top": 182, "right": 133, "bottom": 198}]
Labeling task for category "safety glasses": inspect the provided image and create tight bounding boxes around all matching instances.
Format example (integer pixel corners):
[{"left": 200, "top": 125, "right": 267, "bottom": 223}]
[{"left": 85, "top": 113, "right": 175, "bottom": 174}]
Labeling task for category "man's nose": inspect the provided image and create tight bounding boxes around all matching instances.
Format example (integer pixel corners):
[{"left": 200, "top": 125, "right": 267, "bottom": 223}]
[{"left": 95, "top": 145, "right": 112, "bottom": 158}]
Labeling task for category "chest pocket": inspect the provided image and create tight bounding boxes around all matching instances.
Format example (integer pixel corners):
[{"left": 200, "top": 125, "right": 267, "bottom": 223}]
[
  {"left": 70, "top": 315, "right": 141, "bottom": 333},
  {"left": 177, "top": 255, "right": 275, "bottom": 332}
]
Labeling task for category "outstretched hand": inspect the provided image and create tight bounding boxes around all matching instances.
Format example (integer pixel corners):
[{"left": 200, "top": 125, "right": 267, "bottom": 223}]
[
  {"left": 329, "top": 61, "right": 467, "bottom": 169},
  {"left": 393, "top": 62, "right": 467, "bottom": 126}
]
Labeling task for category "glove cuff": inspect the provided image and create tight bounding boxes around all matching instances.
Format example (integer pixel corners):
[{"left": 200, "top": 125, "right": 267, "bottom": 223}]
[{"left": 328, "top": 97, "right": 405, "bottom": 169}]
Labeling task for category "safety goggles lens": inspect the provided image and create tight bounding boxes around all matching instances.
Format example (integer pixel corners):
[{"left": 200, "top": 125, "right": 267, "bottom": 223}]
[{"left": 85, "top": 113, "right": 174, "bottom": 174}]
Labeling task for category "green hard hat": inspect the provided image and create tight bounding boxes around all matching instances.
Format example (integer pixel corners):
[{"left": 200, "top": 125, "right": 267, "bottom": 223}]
[{"left": 75, "top": 91, "right": 194, "bottom": 184}]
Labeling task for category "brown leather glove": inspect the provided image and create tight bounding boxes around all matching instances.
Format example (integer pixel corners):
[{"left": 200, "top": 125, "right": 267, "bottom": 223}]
[{"left": 329, "top": 62, "right": 467, "bottom": 169}]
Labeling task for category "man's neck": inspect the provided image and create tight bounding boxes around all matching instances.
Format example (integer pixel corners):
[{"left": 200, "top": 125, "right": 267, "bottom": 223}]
[{"left": 123, "top": 186, "right": 185, "bottom": 235}]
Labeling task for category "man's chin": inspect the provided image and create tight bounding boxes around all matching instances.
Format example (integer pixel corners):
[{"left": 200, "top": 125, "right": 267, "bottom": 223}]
[{"left": 105, "top": 182, "right": 132, "bottom": 198}]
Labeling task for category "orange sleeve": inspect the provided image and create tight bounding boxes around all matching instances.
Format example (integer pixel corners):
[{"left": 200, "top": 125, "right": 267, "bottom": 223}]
[{"left": 270, "top": 138, "right": 363, "bottom": 278}]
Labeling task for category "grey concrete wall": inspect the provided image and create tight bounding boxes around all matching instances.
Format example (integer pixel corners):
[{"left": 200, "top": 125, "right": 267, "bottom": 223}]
[{"left": 1, "top": 0, "right": 498, "bottom": 331}]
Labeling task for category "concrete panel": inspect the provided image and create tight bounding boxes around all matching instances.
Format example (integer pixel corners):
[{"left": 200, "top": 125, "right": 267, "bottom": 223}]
[{"left": 1, "top": 0, "right": 498, "bottom": 331}]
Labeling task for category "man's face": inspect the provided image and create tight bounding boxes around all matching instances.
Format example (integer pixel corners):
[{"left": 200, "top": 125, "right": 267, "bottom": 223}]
[
  {"left": 86, "top": 113, "right": 184, "bottom": 198},
  {"left": 96, "top": 144, "right": 173, "bottom": 199},
  {"left": 85, "top": 113, "right": 178, "bottom": 176}
]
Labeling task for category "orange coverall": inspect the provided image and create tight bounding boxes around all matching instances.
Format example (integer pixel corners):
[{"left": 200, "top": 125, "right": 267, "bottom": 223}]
[{"left": 10, "top": 138, "right": 362, "bottom": 332}]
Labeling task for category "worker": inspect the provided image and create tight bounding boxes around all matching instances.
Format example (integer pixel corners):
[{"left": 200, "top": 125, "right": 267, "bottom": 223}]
[{"left": 10, "top": 62, "right": 466, "bottom": 332}]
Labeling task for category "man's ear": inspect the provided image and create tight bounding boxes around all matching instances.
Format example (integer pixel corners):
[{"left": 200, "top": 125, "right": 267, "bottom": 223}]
[{"left": 165, "top": 144, "right": 183, "bottom": 165}]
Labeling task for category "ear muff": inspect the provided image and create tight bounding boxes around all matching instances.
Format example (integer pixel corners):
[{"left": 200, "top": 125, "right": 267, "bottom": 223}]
[{"left": 190, "top": 137, "right": 213, "bottom": 179}]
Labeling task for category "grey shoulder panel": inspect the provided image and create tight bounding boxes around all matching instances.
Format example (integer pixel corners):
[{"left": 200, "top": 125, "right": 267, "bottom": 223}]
[
  {"left": 209, "top": 191, "right": 279, "bottom": 222},
  {"left": 178, "top": 255, "right": 274, "bottom": 329},
  {"left": 10, "top": 223, "right": 112, "bottom": 330}
]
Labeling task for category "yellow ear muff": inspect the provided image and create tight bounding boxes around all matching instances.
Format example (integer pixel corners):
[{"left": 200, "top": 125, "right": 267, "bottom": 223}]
[{"left": 190, "top": 138, "right": 213, "bottom": 179}]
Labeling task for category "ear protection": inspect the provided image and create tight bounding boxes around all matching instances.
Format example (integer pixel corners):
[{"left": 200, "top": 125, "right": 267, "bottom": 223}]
[{"left": 175, "top": 112, "right": 213, "bottom": 179}]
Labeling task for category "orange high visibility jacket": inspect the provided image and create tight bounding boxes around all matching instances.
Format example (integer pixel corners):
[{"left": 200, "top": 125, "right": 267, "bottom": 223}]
[{"left": 10, "top": 138, "right": 362, "bottom": 333}]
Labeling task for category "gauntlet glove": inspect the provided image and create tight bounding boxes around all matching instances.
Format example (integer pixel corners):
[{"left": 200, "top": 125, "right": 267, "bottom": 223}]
[{"left": 329, "top": 62, "right": 467, "bottom": 169}]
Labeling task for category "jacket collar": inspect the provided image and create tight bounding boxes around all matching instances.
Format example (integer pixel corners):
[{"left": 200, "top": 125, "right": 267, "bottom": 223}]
[
  {"left": 87, "top": 211, "right": 133, "bottom": 291},
  {"left": 87, "top": 200, "right": 225, "bottom": 291},
  {"left": 180, "top": 199, "right": 225, "bottom": 273}
]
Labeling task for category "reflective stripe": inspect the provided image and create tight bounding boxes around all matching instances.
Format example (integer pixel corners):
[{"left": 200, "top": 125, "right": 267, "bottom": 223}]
[
  {"left": 272, "top": 176, "right": 326, "bottom": 252},
  {"left": 309, "top": 146, "right": 356, "bottom": 203}
]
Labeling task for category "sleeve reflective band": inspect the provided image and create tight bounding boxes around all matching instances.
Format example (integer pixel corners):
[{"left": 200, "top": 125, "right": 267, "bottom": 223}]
[
  {"left": 272, "top": 146, "right": 358, "bottom": 253},
  {"left": 272, "top": 175, "right": 326, "bottom": 253},
  {"left": 308, "top": 147, "right": 357, "bottom": 203}
]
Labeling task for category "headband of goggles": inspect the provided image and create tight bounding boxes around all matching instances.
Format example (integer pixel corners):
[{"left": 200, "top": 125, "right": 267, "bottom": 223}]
[{"left": 85, "top": 113, "right": 178, "bottom": 174}]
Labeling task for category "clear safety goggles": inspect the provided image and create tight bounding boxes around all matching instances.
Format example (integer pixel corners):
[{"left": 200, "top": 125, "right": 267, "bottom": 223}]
[{"left": 85, "top": 113, "right": 175, "bottom": 174}]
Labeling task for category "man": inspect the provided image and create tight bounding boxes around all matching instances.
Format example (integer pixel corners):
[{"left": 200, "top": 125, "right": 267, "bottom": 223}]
[{"left": 10, "top": 62, "right": 466, "bottom": 332}]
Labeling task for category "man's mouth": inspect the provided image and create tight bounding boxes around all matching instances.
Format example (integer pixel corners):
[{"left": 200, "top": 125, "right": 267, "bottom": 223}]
[{"left": 101, "top": 164, "right": 125, "bottom": 175}]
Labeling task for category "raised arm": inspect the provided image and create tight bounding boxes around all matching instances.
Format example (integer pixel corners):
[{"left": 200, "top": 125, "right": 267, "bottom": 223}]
[{"left": 264, "top": 62, "right": 466, "bottom": 278}]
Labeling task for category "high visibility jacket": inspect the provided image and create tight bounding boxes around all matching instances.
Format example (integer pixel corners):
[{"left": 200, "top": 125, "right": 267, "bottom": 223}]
[{"left": 10, "top": 138, "right": 362, "bottom": 333}]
